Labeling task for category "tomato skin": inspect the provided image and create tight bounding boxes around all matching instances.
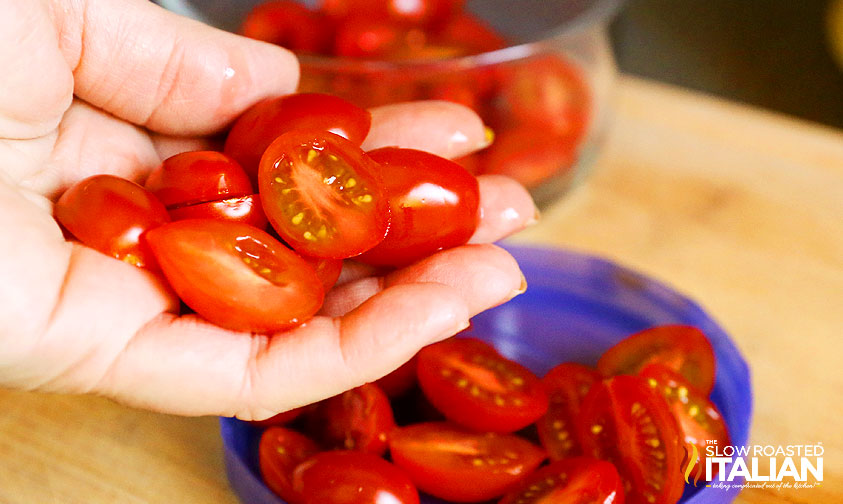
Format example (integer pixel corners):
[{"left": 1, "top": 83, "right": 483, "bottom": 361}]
[
  {"left": 54, "top": 174, "right": 170, "bottom": 269},
  {"left": 577, "top": 376, "right": 684, "bottom": 504},
  {"left": 241, "top": 0, "right": 330, "bottom": 53},
  {"left": 294, "top": 451, "right": 419, "bottom": 504},
  {"left": 259, "top": 427, "right": 320, "bottom": 504},
  {"left": 144, "top": 151, "right": 253, "bottom": 209},
  {"left": 375, "top": 355, "right": 418, "bottom": 397},
  {"left": 145, "top": 219, "right": 324, "bottom": 332},
  {"left": 598, "top": 325, "right": 717, "bottom": 395},
  {"left": 498, "top": 457, "right": 625, "bottom": 504},
  {"left": 640, "top": 363, "right": 731, "bottom": 482},
  {"left": 167, "top": 194, "right": 268, "bottom": 229},
  {"left": 536, "top": 363, "right": 601, "bottom": 460},
  {"left": 249, "top": 406, "right": 305, "bottom": 428},
  {"left": 481, "top": 125, "right": 577, "bottom": 189},
  {"left": 300, "top": 255, "right": 343, "bottom": 291},
  {"left": 307, "top": 383, "right": 396, "bottom": 455},
  {"left": 258, "top": 131, "right": 390, "bottom": 259},
  {"left": 436, "top": 13, "right": 506, "bottom": 54},
  {"left": 320, "top": 0, "right": 462, "bottom": 27},
  {"left": 416, "top": 338, "right": 548, "bottom": 433},
  {"left": 389, "top": 422, "right": 546, "bottom": 503},
  {"left": 224, "top": 93, "right": 372, "bottom": 182},
  {"left": 357, "top": 148, "right": 479, "bottom": 267}
]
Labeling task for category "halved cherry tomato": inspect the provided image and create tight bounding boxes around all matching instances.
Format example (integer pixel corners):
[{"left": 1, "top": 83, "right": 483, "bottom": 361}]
[
  {"left": 258, "top": 131, "right": 390, "bottom": 258},
  {"left": 416, "top": 338, "right": 548, "bottom": 433},
  {"left": 357, "top": 148, "right": 479, "bottom": 267},
  {"left": 54, "top": 174, "right": 170, "bottom": 269},
  {"left": 224, "top": 93, "right": 372, "bottom": 181},
  {"left": 536, "top": 363, "right": 601, "bottom": 460},
  {"left": 389, "top": 422, "right": 546, "bottom": 502},
  {"left": 146, "top": 219, "right": 324, "bottom": 332},
  {"left": 293, "top": 451, "right": 419, "bottom": 504},
  {"left": 249, "top": 406, "right": 305, "bottom": 428},
  {"left": 300, "top": 255, "right": 343, "bottom": 291},
  {"left": 259, "top": 427, "right": 320, "bottom": 504},
  {"left": 375, "top": 355, "right": 419, "bottom": 397},
  {"left": 598, "top": 325, "right": 717, "bottom": 395},
  {"left": 577, "top": 376, "right": 684, "bottom": 504},
  {"left": 240, "top": 0, "right": 330, "bottom": 53},
  {"left": 498, "top": 457, "right": 625, "bottom": 504},
  {"left": 167, "top": 195, "right": 268, "bottom": 229},
  {"left": 481, "top": 125, "right": 577, "bottom": 189},
  {"left": 640, "top": 363, "right": 731, "bottom": 482},
  {"left": 306, "top": 383, "right": 395, "bottom": 455},
  {"left": 144, "top": 151, "right": 253, "bottom": 209}
]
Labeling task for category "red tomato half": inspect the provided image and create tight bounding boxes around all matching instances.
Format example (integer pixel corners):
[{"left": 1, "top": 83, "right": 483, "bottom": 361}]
[
  {"left": 294, "top": 451, "right": 419, "bottom": 504},
  {"left": 498, "top": 457, "right": 625, "bottom": 504},
  {"left": 240, "top": 0, "right": 330, "bottom": 53},
  {"left": 640, "top": 363, "right": 731, "bottom": 482},
  {"left": 258, "top": 131, "right": 390, "bottom": 258},
  {"left": 167, "top": 194, "right": 268, "bottom": 229},
  {"left": 54, "top": 174, "right": 170, "bottom": 269},
  {"left": 259, "top": 427, "right": 320, "bottom": 504},
  {"left": 307, "top": 383, "right": 396, "bottom": 455},
  {"left": 144, "top": 151, "right": 253, "bottom": 209},
  {"left": 357, "top": 148, "right": 479, "bottom": 267},
  {"left": 389, "top": 422, "right": 546, "bottom": 502},
  {"left": 417, "top": 338, "right": 548, "bottom": 433},
  {"left": 146, "top": 219, "right": 324, "bottom": 332},
  {"left": 577, "top": 376, "right": 684, "bottom": 504},
  {"left": 536, "top": 363, "right": 601, "bottom": 460},
  {"left": 598, "top": 325, "right": 717, "bottom": 395},
  {"left": 224, "top": 93, "right": 372, "bottom": 181}
]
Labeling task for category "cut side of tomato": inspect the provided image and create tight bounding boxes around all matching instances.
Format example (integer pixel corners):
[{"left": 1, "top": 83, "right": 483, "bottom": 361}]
[
  {"left": 417, "top": 338, "right": 548, "bottom": 433},
  {"left": 259, "top": 427, "right": 320, "bottom": 504},
  {"left": 598, "top": 324, "right": 717, "bottom": 395},
  {"left": 294, "top": 451, "right": 419, "bottom": 504},
  {"left": 167, "top": 194, "right": 268, "bottom": 229},
  {"left": 145, "top": 219, "right": 324, "bottom": 332},
  {"left": 258, "top": 131, "right": 390, "bottom": 259},
  {"left": 498, "top": 457, "right": 626, "bottom": 504},
  {"left": 577, "top": 376, "right": 685, "bottom": 504},
  {"left": 536, "top": 362, "right": 601, "bottom": 460},
  {"left": 306, "top": 383, "right": 395, "bottom": 455},
  {"left": 389, "top": 422, "right": 546, "bottom": 502}
]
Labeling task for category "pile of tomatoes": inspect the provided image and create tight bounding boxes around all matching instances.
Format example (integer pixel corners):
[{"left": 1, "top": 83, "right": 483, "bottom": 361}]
[
  {"left": 251, "top": 324, "right": 731, "bottom": 504},
  {"left": 239, "top": 0, "right": 592, "bottom": 192},
  {"left": 54, "top": 93, "right": 480, "bottom": 332}
]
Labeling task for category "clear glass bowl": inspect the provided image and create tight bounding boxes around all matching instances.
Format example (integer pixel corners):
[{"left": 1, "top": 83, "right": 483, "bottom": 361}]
[{"left": 157, "top": 0, "right": 623, "bottom": 208}]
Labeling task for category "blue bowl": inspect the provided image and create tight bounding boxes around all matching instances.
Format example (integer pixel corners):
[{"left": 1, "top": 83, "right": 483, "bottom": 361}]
[{"left": 220, "top": 245, "right": 753, "bottom": 504}]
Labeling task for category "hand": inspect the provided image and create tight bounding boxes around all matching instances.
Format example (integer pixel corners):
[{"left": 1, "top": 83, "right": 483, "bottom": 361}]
[{"left": 0, "top": 0, "right": 536, "bottom": 419}]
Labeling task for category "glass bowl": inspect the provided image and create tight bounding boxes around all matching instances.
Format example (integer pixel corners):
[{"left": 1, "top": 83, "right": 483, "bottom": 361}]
[
  {"left": 156, "top": 0, "right": 623, "bottom": 208},
  {"left": 219, "top": 244, "right": 753, "bottom": 504}
]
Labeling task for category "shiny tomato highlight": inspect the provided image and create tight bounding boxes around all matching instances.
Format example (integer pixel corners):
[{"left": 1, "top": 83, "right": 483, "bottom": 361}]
[
  {"left": 144, "top": 151, "right": 253, "bottom": 209},
  {"left": 167, "top": 194, "right": 268, "bottom": 229}
]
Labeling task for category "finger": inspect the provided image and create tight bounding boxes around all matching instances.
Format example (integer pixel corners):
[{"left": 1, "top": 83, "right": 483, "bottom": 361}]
[
  {"left": 56, "top": 0, "right": 299, "bottom": 135},
  {"left": 322, "top": 244, "right": 525, "bottom": 318},
  {"left": 362, "top": 101, "right": 489, "bottom": 158},
  {"left": 94, "top": 283, "right": 469, "bottom": 418},
  {"left": 150, "top": 134, "right": 218, "bottom": 160},
  {"left": 470, "top": 175, "right": 538, "bottom": 244}
]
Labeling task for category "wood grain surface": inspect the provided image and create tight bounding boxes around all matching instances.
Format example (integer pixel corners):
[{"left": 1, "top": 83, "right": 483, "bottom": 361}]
[{"left": 1, "top": 76, "right": 840, "bottom": 504}]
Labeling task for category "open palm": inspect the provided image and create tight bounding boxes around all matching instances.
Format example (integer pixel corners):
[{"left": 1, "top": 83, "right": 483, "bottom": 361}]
[{"left": 0, "top": 0, "right": 535, "bottom": 420}]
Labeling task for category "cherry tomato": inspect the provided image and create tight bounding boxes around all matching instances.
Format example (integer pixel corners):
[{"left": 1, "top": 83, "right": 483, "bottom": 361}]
[
  {"left": 249, "top": 406, "right": 305, "bottom": 428},
  {"left": 389, "top": 422, "right": 546, "bottom": 502},
  {"left": 300, "top": 255, "right": 343, "bottom": 291},
  {"left": 640, "top": 363, "right": 731, "bottom": 482},
  {"left": 144, "top": 151, "right": 253, "bottom": 209},
  {"left": 598, "top": 325, "right": 717, "bottom": 395},
  {"left": 259, "top": 427, "right": 320, "bottom": 504},
  {"left": 577, "top": 376, "right": 684, "bottom": 504},
  {"left": 357, "top": 148, "right": 479, "bottom": 267},
  {"left": 307, "top": 383, "right": 396, "bottom": 455},
  {"left": 146, "top": 219, "right": 324, "bottom": 332},
  {"left": 333, "top": 19, "right": 406, "bottom": 59},
  {"left": 258, "top": 131, "right": 390, "bottom": 259},
  {"left": 416, "top": 338, "right": 548, "bottom": 433},
  {"left": 224, "top": 93, "right": 372, "bottom": 181},
  {"left": 536, "top": 363, "right": 601, "bottom": 460},
  {"left": 320, "top": 0, "right": 462, "bottom": 27},
  {"left": 240, "top": 0, "right": 330, "bottom": 53},
  {"left": 293, "top": 451, "right": 419, "bottom": 504},
  {"left": 167, "top": 194, "right": 268, "bottom": 229},
  {"left": 481, "top": 125, "right": 577, "bottom": 189},
  {"left": 375, "top": 355, "right": 419, "bottom": 397},
  {"left": 435, "top": 13, "right": 506, "bottom": 54},
  {"left": 54, "top": 174, "right": 170, "bottom": 269},
  {"left": 498, "top": 457, "right": 625, "bottom": 504}
]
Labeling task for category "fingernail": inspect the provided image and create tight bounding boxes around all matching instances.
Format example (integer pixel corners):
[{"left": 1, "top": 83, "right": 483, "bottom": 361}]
[
  {"left": 503, "top": 271, "right": 528, "bottom": 302},
  {"left": 476, "top": 126, "right": 495, "bottom": 150},
  {"left": 436, "top": 319, "right": 471, "bottom": 342},
  {"left": 526, "top": 206, "right": 541, "bottom": 227}
]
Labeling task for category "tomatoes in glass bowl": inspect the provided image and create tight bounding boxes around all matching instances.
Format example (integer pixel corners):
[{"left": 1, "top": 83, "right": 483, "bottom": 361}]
[{"left": 220, "top": 245, "right": 752, "bottom": 504}]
